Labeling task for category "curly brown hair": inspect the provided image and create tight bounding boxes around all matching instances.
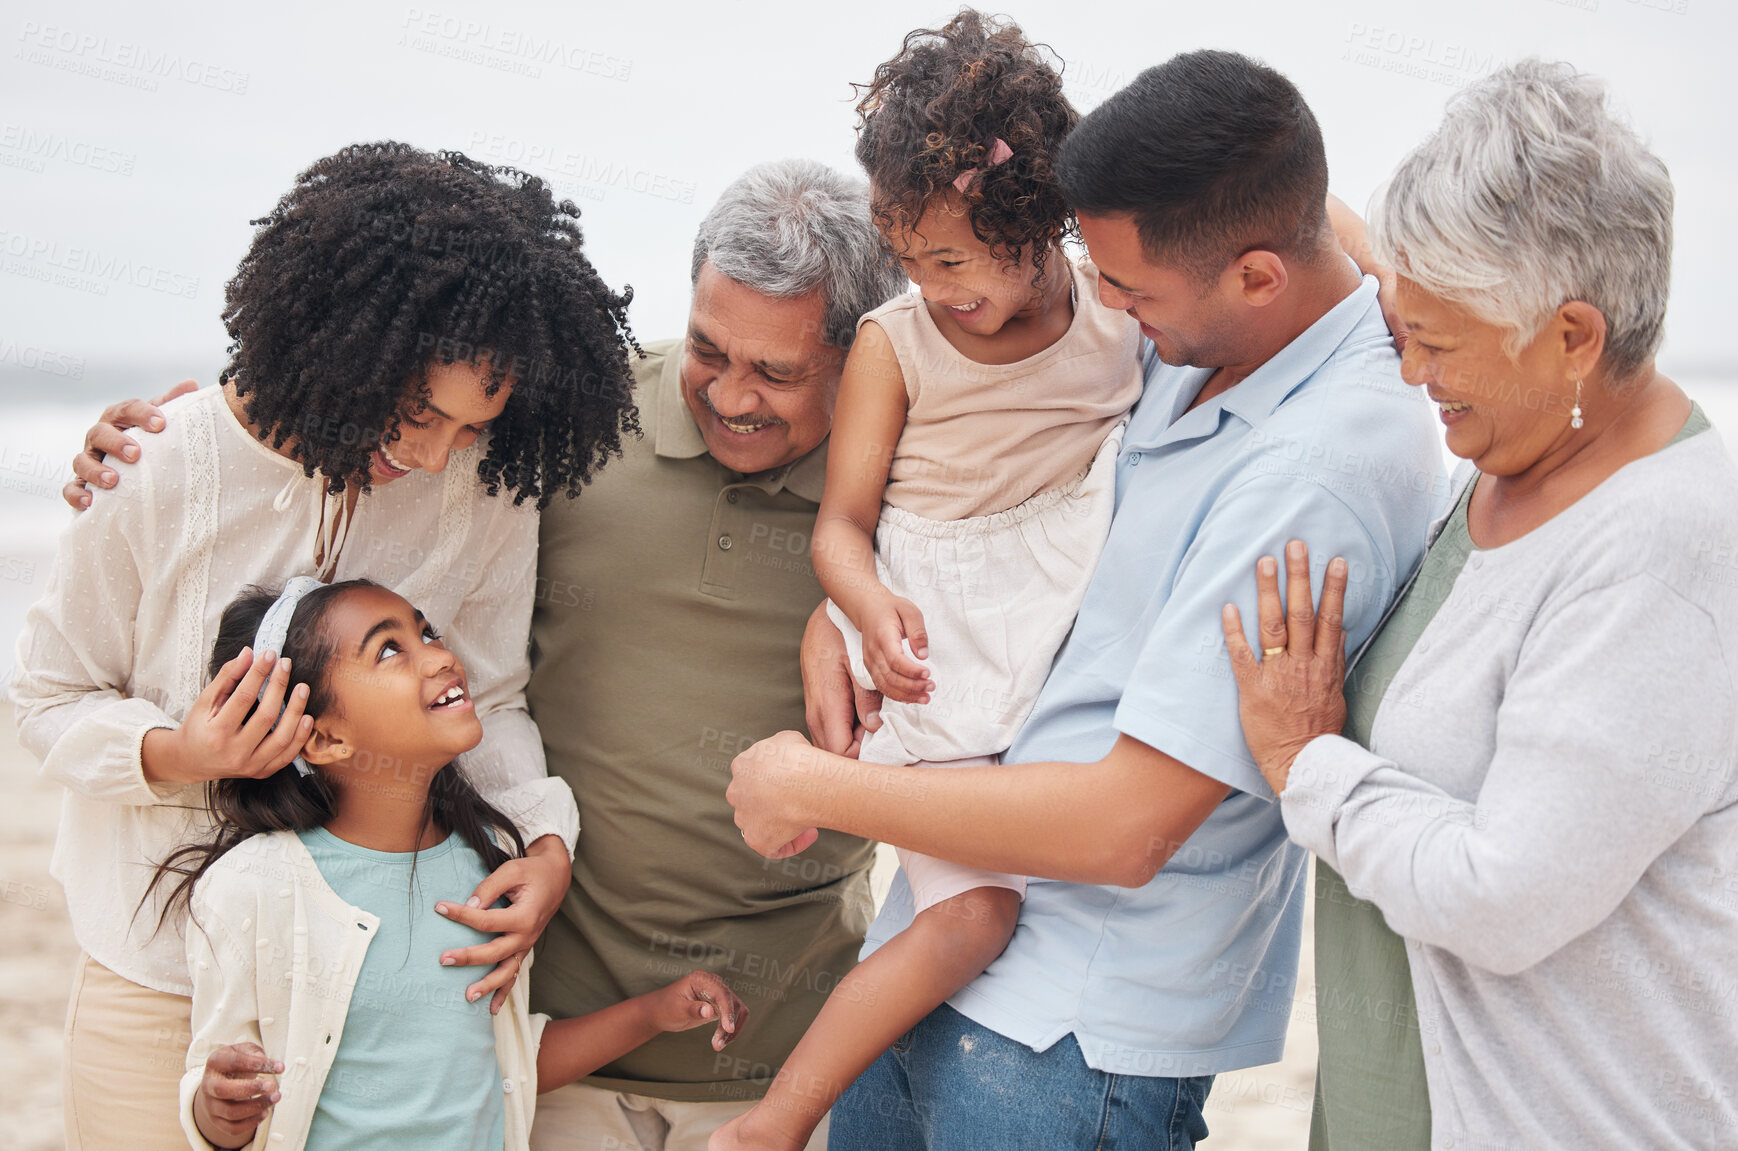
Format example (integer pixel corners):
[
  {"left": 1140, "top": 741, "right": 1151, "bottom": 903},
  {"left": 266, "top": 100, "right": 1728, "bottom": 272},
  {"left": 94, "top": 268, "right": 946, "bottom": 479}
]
[
  {"left": 224, "top": 142, "right": 641, "bottom": 508},
  {"left": 853, "top": 9, "right": 1078, "bottom": 284}
]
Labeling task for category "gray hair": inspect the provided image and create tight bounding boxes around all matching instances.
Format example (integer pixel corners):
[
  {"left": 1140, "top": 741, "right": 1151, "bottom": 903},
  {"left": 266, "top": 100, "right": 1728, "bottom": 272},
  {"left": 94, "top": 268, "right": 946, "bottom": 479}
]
[
  {"left": 691, "top": 158, "right": 907, "bottom": 351},
  {"left": 1370, "top": 59, "right": 1672, "bottom": 384}
]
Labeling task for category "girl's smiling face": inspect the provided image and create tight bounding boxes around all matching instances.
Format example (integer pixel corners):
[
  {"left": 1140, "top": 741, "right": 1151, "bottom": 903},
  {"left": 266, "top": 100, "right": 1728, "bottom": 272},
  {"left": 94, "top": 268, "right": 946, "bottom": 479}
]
[
  {"left": 878, "top": 190, "right": 1053, "bottom": 339},
  {"left": 299, "top": 585, "right": 482, "bottom": 778}
]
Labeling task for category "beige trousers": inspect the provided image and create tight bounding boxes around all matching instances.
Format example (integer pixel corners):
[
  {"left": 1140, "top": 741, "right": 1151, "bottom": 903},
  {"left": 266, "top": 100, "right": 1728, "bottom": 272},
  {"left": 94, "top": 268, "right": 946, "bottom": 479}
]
[
  {"left": 63, "top": 953, "right": 195, "bottom": 1151},
  {"left": 532, "top": 1081, "right": 830, "bottom": 1151}
]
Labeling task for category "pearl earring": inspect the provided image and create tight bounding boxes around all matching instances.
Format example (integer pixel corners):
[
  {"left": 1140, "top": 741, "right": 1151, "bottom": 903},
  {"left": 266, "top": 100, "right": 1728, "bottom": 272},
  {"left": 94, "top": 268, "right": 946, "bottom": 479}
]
[{"left": 1570, "top": 378, "right": 1584, "bottom": 430}]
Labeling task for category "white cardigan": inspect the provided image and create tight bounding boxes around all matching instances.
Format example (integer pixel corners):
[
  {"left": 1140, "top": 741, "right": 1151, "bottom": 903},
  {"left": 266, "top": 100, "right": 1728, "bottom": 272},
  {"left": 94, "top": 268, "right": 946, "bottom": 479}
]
[
  {"left": 10, "top": 385, "right": 578, "bottom": 995},
  {"left": 178, "top": 830, "right": 546, "bottom": 1151}
]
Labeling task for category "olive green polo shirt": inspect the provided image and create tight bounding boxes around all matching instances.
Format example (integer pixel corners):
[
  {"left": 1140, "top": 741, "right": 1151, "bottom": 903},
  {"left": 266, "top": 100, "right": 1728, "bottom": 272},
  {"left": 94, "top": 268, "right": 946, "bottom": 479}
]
[{"left": 526, "top": 339, "right": 876, "bottom": 1102}]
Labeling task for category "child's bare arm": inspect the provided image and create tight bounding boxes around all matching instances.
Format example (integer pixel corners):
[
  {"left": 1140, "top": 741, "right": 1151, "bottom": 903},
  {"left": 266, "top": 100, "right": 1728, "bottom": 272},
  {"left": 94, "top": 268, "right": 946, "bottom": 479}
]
[
  {"left": 811, "top": 322, "right": 933, "bottom": 704},
  {"left": 536, "top": 971, "right": 748, "bottom": 1093},
  {"left": 1326, "top": 192, "right": 1406, "bottom": 350}
]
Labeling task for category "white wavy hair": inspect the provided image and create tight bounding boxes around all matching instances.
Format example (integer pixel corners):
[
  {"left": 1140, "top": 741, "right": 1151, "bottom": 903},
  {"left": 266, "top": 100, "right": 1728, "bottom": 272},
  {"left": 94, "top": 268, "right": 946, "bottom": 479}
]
[
  {"left": 690, "top": 159, "right": 907, "bottom": 352},
  {"left": 1371, "top": 59, "right": 1673, "bottom": 384}
]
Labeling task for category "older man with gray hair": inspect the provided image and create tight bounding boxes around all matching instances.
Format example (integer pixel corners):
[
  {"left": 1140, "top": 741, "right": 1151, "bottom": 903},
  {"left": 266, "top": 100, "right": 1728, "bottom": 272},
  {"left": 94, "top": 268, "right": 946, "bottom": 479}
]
[
  {"left": 66, "top": 158, "right": 907, "bottom": 1151},
  {"left": 520, "top": 158, "right": 903, "bottom": 1149}
]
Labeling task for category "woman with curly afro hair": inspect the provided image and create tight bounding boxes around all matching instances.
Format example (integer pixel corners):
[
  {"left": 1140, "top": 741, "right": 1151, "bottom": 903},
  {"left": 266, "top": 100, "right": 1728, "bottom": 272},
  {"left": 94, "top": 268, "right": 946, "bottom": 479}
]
[{"left": 13, "top": 140, "right": 638, "bottom": 1150}]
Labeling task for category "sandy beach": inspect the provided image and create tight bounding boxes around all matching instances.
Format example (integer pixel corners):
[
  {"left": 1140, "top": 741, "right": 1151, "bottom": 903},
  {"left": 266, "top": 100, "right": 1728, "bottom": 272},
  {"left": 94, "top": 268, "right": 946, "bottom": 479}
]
[{"left": 0, "top": 699, "right": 1317, "bottom": 1148}]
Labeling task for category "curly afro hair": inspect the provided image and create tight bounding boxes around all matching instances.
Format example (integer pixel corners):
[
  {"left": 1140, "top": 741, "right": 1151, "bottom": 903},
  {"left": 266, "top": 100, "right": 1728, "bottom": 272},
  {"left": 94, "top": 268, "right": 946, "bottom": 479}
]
[
  {"left": 222, "top": 141, "right": 641, "bottom": 508},
  {"left": 853, "top": 9, "right": 1078, "bottom": 284}
]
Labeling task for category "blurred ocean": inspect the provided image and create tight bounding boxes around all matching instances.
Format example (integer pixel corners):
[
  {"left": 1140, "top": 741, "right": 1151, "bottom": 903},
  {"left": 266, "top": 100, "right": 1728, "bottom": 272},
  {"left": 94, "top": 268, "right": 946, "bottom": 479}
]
[{"left": 3, "top": 362, "right": 1735, "bottom": 690}]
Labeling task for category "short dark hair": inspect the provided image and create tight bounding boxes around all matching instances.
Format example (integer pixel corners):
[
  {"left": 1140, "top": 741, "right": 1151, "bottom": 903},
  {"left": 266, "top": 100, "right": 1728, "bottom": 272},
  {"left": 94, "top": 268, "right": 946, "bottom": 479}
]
[{"left": 1058, "top": 50, "right": 1330, "bottom": 280}]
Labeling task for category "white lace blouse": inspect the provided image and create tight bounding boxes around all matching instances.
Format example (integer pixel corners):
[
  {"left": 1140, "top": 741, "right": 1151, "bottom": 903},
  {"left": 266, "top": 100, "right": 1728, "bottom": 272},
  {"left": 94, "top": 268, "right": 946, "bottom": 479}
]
[{"left": 12, "top": 385, "right": 577, "bottom": 996}]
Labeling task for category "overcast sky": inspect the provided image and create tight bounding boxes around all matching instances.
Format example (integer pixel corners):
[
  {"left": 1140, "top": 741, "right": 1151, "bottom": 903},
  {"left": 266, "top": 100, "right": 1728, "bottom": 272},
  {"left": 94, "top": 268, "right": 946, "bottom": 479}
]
[{"left": 2, "top": 0, "right": 1732, "bottom": 391}]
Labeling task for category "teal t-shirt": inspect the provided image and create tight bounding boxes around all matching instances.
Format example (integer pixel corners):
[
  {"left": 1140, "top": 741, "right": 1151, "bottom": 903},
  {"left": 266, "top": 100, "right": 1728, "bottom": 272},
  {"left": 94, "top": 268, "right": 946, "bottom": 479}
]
[{"left": 298, "top": 827, "right": 506, "bottom": 1151}]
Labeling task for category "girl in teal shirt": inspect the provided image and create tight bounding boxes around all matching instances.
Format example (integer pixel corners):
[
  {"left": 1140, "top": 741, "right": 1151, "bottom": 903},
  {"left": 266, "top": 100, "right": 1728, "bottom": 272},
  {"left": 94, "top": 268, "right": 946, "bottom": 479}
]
[{"left": 154, "top": 579, "right": 747, "bottom": 1151}]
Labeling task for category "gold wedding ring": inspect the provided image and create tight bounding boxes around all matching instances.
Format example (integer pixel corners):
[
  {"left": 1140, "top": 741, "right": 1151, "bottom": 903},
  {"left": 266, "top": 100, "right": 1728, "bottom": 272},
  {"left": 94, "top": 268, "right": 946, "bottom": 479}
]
[{"left": 1263, "top": 646, "right": 1285, "bottom": 657}]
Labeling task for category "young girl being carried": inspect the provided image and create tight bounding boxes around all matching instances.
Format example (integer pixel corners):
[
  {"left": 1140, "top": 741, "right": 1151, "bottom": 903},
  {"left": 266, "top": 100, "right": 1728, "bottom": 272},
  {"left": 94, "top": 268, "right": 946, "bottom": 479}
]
[
  {"left": 712, "top": 13, "right": 1140, "bottom": 1149},
  {"left": 164, "top": 579, "right": 747, "bottom": 1151}
]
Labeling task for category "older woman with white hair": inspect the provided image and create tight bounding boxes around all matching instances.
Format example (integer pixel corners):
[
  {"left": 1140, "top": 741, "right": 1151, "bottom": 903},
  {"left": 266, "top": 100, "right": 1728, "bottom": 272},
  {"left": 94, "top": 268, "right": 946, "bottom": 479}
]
[{"left": 1220, "top": 59, "right": 1738, "bottom": 1150}]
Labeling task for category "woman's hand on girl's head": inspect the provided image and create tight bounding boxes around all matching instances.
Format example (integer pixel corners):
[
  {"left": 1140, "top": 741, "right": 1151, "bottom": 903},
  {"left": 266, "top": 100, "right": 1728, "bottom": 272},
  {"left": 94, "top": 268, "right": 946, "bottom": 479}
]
[
  {"left": 651, "top": 971, "right": 749, "bottom": 1052},
  {"left": 141, "top": 647, "right": 313, "bottom": 786},
  {"left": 192, "top": 1042, "right": 283, "bottom": 1147},
  {"left": 1220, "top": 540, "right": 1351, "bottom": 796},
  {"left": 862, "top": 595, "right": 934, "bottom": 705},
  {"left": 435, "top": 834, "right": 572, "bottom": 1013}
]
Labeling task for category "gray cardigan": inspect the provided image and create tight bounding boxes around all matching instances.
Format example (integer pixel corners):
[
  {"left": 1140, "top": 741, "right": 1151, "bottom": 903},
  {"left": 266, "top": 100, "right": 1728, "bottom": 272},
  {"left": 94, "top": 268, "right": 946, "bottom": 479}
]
[{"left": 1284, "top": 428, "right": 1738, "bottom": 1150}]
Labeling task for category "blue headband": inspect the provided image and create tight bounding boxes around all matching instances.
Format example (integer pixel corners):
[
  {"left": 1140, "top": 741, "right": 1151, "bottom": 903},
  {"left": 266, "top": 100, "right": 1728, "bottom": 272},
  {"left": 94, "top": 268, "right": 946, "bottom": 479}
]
[{"left": 251, "top": 576, "right": 324, "bottom": 777}]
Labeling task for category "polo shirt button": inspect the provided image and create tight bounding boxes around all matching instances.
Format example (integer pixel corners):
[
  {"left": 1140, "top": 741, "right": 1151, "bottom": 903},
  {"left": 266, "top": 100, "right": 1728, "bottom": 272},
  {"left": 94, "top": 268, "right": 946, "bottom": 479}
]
[
  {"left": 278, "top": 889, "right": 292, "bottom": 898},
  {"left": 1416, "top": 640, "right": 1430, "bottom": 654},
  {"left": 294, "top": 1056, "right": 308, "bottom": 1067},
  {"left": 270, "top": 1134, "right": 285, "bottom": 1143},
  {"left": 718, "top": 535, "right": 732, "bottom": 551},
  {"left": 1469, "top": 553, "right": 1483, "bottom": 570},
  {"left": 260, "top": 1017, "right": 275, "bottom": 1027},
  {"left": 1430, "top": 1041, "right": 1442, "bottom": 1054},
  {"left": 726, "top": 490, "right": 739, "bottom": 504},
  {"left": 502, "top": 1078, "right": 515, "bottom": 1094},
  {"left": 1128, "top": 453, "right": 1142, "bottom": 467}
]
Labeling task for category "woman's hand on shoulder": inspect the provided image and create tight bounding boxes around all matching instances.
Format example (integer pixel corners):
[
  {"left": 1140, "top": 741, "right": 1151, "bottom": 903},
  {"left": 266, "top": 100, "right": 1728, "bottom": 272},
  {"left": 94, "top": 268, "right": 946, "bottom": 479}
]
[
  {"left": 193, "top": 1041, "right": 282, "bottom": 1149},
  {"left": 141, "top": 648, "right": 313, "bottom": 787},
  {"left": 1221, "top": 540, "right": 1350, "bottom": 795},
  {"left": 64, "top": 379, "right": 198, "bottom": 510},
  {"left": 649, "top": 970, "right": 748, "bottom": 1052},
  {"left": 435, "top": 834, "right": 573, "bottom": 1014}
]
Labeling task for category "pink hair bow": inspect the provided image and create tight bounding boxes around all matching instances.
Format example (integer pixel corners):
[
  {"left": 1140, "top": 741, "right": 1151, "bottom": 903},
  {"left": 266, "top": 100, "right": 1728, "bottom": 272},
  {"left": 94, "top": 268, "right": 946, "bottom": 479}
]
[{"left": 952, "top": 138, "right": 1014, "bottom": 194}]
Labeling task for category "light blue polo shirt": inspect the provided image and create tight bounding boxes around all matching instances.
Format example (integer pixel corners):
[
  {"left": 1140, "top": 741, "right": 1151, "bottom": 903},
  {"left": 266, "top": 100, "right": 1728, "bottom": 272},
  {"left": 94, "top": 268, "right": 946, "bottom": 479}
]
[{"left": 864, "top": 274, "right": 1445, "bottom": 1077}]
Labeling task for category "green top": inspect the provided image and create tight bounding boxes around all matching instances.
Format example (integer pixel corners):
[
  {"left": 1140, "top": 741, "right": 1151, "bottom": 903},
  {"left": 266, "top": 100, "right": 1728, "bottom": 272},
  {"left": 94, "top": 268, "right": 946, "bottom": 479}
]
[
  {"left": 1310, "top": 402, "right": 1712, "bottom": 1150},
  {"left": 297, "top": 829, "right": 505, "bottom": 1151},
  {"left": 526, "top": 340, "right": 876, "bottom": 1102}
]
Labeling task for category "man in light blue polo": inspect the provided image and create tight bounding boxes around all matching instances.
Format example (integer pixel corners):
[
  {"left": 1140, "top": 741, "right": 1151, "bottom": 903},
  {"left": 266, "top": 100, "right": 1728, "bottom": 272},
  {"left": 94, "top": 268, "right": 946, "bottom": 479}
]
[{"left": 726, "top": 50, "right": 1443, "bottom": 1148}]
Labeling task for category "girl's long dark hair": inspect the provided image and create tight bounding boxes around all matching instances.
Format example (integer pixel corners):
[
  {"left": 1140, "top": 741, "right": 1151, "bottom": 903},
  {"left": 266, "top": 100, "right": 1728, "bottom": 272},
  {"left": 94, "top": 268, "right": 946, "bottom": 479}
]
[{"left": 148, "top": 579, "right": 526, "bottom": 927}]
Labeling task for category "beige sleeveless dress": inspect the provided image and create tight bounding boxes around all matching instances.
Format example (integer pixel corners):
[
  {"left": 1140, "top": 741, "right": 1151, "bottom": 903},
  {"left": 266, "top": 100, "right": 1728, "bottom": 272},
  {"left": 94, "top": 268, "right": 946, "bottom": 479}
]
[{"left": 826, "top": 257, "right": 1141, "bottom": 909}]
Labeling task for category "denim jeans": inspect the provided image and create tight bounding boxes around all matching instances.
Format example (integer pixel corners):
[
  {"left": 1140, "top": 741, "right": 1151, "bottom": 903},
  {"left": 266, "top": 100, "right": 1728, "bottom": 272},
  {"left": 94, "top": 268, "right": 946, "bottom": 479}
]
[{"left": 830, "top": 1004, "right": 1214, "bottom": 1150}]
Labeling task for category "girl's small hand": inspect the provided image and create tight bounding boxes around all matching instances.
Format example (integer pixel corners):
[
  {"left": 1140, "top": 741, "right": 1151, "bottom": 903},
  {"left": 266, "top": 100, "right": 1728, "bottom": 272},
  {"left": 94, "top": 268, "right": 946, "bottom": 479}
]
[
  {"left": 652, "top": 971, "right": 749, "bottom": 1051},
  {"left": 862, "top": 595, "right": 933, "bottom": 704},
  {"left": 1221, "top": 540, "right": 1351, "bottom": 796},
  {"left": 193, "top": 1042, "right": 283, "bottom": 1147},
  {"left": 142, "top": 647, "right": 313, "bottom": 786},
  {"left": 435, "top": 834, "right": 572, "bottom": 1013}
]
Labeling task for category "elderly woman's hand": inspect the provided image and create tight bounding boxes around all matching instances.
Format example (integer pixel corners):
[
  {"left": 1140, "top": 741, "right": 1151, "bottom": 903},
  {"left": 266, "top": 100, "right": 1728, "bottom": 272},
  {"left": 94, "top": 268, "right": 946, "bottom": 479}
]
[{"left": 1221, "top": 540, "right": 1350, "bottom": 795}]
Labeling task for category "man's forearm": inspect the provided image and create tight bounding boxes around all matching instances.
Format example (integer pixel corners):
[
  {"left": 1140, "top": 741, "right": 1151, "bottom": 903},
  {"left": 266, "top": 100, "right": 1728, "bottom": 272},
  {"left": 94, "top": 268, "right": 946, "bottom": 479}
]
[{"left": 769, "top": 735, "right": 1229, "bottom": 887}]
